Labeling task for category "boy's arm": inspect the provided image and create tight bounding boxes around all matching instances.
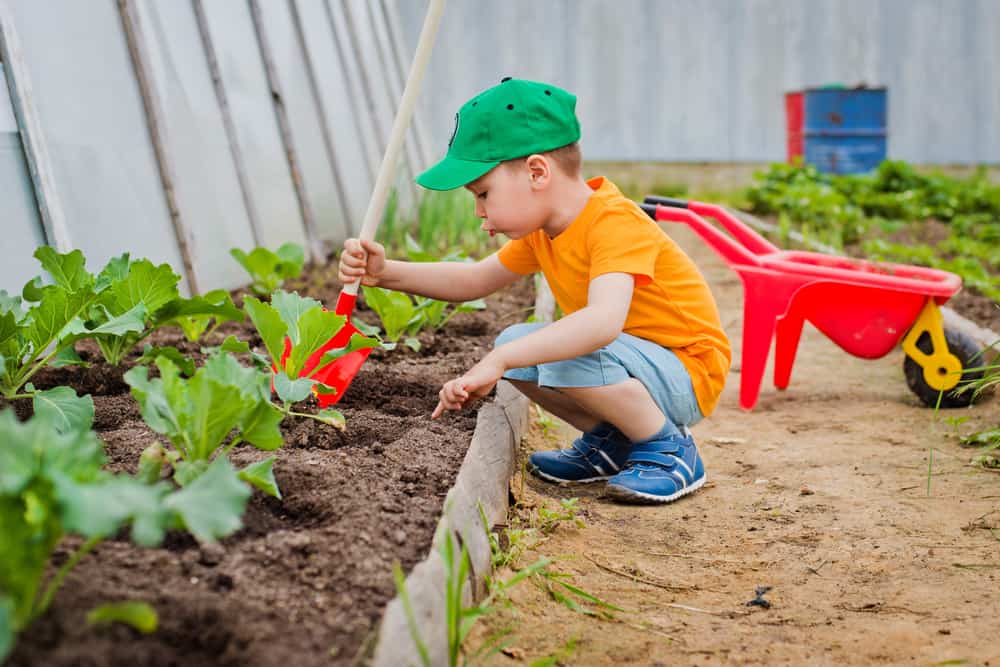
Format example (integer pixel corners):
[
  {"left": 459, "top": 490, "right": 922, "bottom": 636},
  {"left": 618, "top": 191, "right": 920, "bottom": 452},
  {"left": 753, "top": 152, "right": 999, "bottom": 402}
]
[
  {"left": 378, "top": 253, "right": 522, "bottom": 302},
  {"left": 491, "top": 272, "right": 633, "bottom": 368},
  {"left": 432, "top": 272, "right": 634, "bottom": 417}
]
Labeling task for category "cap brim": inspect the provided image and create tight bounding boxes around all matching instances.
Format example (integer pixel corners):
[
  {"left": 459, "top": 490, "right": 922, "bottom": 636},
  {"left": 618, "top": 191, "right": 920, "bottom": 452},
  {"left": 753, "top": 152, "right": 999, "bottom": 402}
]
[{"left": 415, "top": 155, "right": 500, "bottom": 191}]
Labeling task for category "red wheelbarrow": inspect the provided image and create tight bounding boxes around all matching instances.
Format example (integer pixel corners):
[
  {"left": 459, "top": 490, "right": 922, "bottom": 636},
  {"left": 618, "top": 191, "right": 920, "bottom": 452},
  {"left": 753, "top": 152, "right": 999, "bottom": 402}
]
[{"left": 641, "top": 196, "right": 985, "bottom": 410}]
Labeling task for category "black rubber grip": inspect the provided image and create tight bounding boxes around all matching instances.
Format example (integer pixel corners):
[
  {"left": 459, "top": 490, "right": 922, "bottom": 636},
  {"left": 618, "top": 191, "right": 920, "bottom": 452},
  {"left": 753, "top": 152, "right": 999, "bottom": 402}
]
[
  {"left": 640, "top": 203, "right": 657, "bottom": 219},
  {"left": 643, "top": 195, "right": 689, "bottom": 208}
]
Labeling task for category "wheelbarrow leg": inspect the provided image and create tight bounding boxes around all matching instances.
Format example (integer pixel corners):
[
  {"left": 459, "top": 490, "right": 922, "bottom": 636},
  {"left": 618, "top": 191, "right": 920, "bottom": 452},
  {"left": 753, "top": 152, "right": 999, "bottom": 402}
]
[
  {"left": 774, "top": 312, "right": 805, "bottom": 390},
  {"left": 737, "top": 271, "right": 801, "bottom": 410}
]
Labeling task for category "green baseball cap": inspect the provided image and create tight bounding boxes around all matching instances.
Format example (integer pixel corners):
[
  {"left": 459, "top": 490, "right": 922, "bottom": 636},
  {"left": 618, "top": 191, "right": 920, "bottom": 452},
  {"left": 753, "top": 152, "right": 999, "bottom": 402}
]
[{"left": 416, "top": 78, "right": 581, "bottom": 191}]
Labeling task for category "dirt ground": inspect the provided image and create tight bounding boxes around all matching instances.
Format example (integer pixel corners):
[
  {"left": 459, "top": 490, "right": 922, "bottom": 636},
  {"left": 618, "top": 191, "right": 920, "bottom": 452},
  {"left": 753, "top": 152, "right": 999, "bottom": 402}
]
[{"left": 469, "top": 224, "right": 1000, "bottom": 666}]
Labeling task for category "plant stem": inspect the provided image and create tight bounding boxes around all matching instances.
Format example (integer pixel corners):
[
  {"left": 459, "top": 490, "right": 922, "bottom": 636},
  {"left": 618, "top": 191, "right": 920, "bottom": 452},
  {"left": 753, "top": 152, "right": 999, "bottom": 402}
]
[
  {"left": 222, "top": 436, "right": 244, "bottom": 457},
  {"left": 33, "top": 536, "right": 102, "bottom": 620},
  {"left": 18, "top": 344, "right": 71, "bottom": 395}
]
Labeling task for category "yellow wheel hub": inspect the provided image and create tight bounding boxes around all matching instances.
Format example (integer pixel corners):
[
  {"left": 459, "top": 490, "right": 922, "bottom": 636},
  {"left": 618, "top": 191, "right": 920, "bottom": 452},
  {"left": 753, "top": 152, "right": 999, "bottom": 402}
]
[{"left": 900, "top": 300, "right": 963, "bottom": 392}]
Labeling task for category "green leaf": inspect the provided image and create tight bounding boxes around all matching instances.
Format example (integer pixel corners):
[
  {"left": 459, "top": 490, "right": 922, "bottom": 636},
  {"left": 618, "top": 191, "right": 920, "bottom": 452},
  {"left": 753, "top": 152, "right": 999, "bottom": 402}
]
[
  {"left": 239, "top": 402, "right": 284, "bottom": 451},
  {"left": 136, "top": 443, "right": 166, "bottom": 485},
  {"left": 0, "top": 290, "right": 23, "bottom": 321},
  {"left": 287, "top": 307, "right": 346, "bottom": 378},
  {"left": 173, "top": 459, "right": 209, "bottom": 487},
  {"left": 94, "top": 253, "right": 131, "bottom": 292},
  {"left": 50, "top": 345, "right": 86, "bottom": 368},
  {"left": 404, "top": 337, "right": 421, "bottom": 353},
  {"left": 105, "top": 259, "right": 179, "bottom": 315},
  {"left": 0, "top": 311, "right": 18, "bottom": 348},
  {"left": 273, "top": 372, "right": 314, "bottom": 403},
  {"left": 362, "top": 287, "right": 416, "bottom": 342},
  {"left": 25, "top": 287, "right": 93, "bottom": 355},
  {"left": 34, "top": 247, "right": 91, "bottom": 293},
  {"left": 244, "top": 297, "right": 287, "bottom": 368},
  {"left": 51, "top": 474, "right": 136, "bottom": 538},
  {"left": 270, "top": 290, "right": 322, "bottom": 346},
  {"left": 186, "top": 367, "right": 251, "bottom": 461},
  {"left": 313, "top": 408, "right": 346, "bottom": 431},
  {"left": 32, "top": 387, "right": 94, "bottom": 433},
  {"left": 164, "top": 457, "right": 250, "bottom": 542},
  {"left": 124, "top": 363, "right": 184, "bottom": 441},
  {"left": 275, "top": 243, "right": 305, "bottom": 276},
  {"left": 231, "top": 245, "right": 305, "bottom": 294},
  {"left": 86, "top": 601, "right": 158, "bottom": 634},
  {"left": 238, "top": 457, "right": 281, "bottom": 498},
  {"left": 319, "top": 333, "right": 381, "bottom": 365},
  {"left": 136, "top": 345, "right": 196, "bottom": 377},
  {"left": 154, "top": 290, "right": 243, "bottom": 342},
  {"left": 64, "top": 302, "right": 148, "bottom": 345},
  {"left": 0, "top": 595, "right": 14, "bottom": 662},
  {"left": 351, "top": 318, "right": 381, "bottom": 337},
  {"left": 219, "top": 335, "right": 252, "bottom": 355}
]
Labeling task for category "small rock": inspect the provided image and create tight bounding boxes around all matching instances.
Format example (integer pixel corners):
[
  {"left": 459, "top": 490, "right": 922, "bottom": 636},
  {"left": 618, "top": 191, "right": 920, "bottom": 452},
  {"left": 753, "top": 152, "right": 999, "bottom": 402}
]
[
  {"left": 799, "top": 485, "right": 815, "bottom": 496},
  {"left": 393, "top": 530, "right": 407, "bottom": 545},
  {"left": 198, "top": 543, "right": 226, "bottom": 567},
  {"left": 754, "top": 478, "right": 769, "bottom": 485}
]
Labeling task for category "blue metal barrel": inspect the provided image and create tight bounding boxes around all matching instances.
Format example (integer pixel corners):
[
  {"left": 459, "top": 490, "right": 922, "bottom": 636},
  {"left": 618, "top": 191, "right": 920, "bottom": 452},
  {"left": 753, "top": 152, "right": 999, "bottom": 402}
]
[{"left": 803, "top": 87, "right": 887, "bottom": 174}]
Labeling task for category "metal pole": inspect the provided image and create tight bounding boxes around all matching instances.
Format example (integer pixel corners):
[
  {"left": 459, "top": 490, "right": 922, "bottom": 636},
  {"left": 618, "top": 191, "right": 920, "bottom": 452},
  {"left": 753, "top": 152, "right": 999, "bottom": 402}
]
[
  {"left": 287, "top": 0, "right": 354, "bottom": 236},
  {"left": 0, "top": 0, "right": 72, "bottom": 251},
  {"left": 322, "top": 0, "right": 377, "bottom": 185},
  {"left": 247, "top": 0, "right": 324, "bottom": 264},
  {"left": 363, "top": 0, "right": 420, "bottom": 190},
  {"left": 117, "top": 0, "right": 200, "bottom": 294},
  {"left": 379, "top": 0, "right": 433, "bottom": 168},
  {"left": 191, "top": 0, "right": 264, "bottom": 247}
]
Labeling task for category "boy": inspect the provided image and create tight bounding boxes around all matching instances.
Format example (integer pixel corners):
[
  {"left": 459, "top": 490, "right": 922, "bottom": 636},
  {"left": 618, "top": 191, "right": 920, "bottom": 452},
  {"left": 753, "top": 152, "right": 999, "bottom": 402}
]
[{"left": 338, "top": 78, "right": 730, "bottom": 504}]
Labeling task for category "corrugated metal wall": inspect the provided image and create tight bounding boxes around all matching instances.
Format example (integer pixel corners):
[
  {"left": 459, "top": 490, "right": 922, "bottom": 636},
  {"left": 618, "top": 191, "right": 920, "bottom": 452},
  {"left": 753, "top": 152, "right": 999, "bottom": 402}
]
[
  {"left": 1, "top": 0, "right": 998, "bottom": 296},
  {"left": 399, "top": 0, "right": 1000, "bottom": 164}
]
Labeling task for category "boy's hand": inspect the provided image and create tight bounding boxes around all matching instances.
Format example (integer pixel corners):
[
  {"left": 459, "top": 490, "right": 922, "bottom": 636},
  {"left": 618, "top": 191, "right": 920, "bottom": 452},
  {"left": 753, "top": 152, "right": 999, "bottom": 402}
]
[
  {"left": 338, "top": 238, "right": 386, "bottom": 287},
  {"left": 431, "top": 354, "right": 506, "bottom": 419}
]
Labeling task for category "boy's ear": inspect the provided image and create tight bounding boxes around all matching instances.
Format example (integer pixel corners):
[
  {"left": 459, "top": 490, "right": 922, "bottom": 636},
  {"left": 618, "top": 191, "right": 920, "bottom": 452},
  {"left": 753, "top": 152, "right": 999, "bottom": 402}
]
[{"left": 524, "top": 154, "right": 551, "bottom": 190}]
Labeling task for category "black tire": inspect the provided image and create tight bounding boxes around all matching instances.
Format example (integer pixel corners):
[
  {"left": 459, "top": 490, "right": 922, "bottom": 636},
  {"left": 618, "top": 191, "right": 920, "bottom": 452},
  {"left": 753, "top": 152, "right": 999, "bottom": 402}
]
[{"left": 903, "top": 327, "right": 985, "bottom": 408}]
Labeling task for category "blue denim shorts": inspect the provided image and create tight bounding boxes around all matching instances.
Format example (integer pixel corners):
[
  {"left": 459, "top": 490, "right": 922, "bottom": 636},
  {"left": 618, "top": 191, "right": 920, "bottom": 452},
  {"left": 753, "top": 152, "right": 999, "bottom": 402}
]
[{"left": 495, "top": 322, "right": 703, "bottom": 434}]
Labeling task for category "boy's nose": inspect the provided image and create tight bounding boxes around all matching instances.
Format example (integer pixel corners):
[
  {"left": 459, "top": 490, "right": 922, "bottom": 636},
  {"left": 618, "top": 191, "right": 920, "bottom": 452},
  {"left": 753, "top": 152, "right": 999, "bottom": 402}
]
[{"left": 474, "top": 201, "right": 486, "bottom": 218}]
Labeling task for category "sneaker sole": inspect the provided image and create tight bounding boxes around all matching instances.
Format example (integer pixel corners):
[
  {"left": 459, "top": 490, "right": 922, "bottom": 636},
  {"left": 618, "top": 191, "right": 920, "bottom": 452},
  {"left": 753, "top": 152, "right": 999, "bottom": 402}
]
[
  {"left": 529, "top": 464, "right": 612, "bottom": 485},
  {"left": 605, "top": 474, "right": 707, "bottom": 504}
]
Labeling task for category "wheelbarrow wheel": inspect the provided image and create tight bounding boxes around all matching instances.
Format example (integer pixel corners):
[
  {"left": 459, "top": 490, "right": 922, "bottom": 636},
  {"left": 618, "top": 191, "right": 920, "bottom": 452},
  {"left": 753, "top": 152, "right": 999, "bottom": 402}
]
[{"left": 903, "top": 327, "right": 985, "bottom": 408}]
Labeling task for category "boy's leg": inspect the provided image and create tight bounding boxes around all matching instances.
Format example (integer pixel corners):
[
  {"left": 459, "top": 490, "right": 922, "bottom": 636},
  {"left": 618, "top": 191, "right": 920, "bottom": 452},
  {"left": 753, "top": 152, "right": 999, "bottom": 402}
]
[
  {"left": 558, "top": 379, "right": 668, "bottom": 443},
  {"left": 505, "top": 379, "right": 602, "bottom": 434}
]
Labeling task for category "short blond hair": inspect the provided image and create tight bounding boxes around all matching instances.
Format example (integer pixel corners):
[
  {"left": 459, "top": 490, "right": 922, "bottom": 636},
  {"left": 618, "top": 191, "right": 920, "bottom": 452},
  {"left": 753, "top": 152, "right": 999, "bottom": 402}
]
[{"left": 503, "top": 141, "right": 582, "bottom": 178}]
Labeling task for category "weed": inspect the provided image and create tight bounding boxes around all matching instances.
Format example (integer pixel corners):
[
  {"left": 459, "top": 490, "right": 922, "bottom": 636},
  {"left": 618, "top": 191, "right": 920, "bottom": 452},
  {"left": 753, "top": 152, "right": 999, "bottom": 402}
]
[{"left": 536, "top": 498, "right": 586, "bottom": 535}]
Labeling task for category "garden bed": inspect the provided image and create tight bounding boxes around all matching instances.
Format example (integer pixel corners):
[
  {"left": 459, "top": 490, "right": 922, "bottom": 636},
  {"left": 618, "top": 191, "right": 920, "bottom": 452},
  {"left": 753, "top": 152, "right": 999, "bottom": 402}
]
[{"left": 5, "top": 262, "right": 534, "bottom": 666}]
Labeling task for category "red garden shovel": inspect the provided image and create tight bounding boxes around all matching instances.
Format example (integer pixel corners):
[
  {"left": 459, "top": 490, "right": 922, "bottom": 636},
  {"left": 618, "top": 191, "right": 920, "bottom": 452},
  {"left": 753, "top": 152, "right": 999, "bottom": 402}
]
[{"left": 282, "top": 0, "right": 446, "bottom": 408}]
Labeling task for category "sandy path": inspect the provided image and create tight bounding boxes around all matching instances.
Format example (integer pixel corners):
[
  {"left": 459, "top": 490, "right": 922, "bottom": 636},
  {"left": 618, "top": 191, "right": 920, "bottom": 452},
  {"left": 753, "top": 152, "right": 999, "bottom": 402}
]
[{"left": 468, "top": 224, "right": 1000, "bottom": 666}]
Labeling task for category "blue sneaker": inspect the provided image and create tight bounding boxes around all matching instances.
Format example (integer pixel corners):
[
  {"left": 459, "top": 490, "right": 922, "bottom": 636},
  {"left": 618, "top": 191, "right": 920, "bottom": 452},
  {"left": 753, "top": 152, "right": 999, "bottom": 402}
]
[
  {"left": 529, "top": 423, "right": 631, "bottom": 484},
  {"left": 605, "top": 433, "right": 705, "bottom": 503}
]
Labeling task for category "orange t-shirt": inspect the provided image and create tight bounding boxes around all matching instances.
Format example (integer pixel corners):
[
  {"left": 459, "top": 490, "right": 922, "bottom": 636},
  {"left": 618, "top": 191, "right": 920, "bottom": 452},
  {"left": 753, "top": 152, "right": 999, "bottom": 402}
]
[{"left": 496, "top": 177, "right": 731, "bottom": 416}]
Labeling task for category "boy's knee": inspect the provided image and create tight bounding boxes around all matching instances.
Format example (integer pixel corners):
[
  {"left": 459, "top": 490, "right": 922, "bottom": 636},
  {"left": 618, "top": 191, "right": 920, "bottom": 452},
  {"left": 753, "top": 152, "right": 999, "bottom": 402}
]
[{"left": 494, "top": 322, "right": 544, "bottom": 348}]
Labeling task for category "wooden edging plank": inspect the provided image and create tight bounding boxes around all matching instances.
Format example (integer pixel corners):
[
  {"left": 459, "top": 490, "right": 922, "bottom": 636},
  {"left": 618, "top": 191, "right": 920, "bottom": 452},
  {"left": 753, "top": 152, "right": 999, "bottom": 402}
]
[{"left": 369, "top": 282, "right": 552, "bottom": 666}]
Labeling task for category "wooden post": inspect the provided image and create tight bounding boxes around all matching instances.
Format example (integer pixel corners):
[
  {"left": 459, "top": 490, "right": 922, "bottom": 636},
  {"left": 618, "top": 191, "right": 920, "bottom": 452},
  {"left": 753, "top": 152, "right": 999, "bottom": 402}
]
[
  {"left": 248, "top": 0, "right": 324, "bottom": 264},
  {"left": 0, "top": 0, "right": 72, "bottom": 252},
  {"left": 287, "top": 0, "right": 354, "bottom": 236},
  {"left": 117, "top": 0, "right": 200, "bottom": 294},
  {"left": 190, "top": 0, "right": 264, "bottom": 247}
]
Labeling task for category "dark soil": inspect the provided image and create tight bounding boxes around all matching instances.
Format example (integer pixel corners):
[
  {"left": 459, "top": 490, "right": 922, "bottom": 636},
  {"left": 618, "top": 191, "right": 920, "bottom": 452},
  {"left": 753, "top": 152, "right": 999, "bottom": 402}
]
[{"left": 7, "top": 260, "right": 534, "bottom": 667}]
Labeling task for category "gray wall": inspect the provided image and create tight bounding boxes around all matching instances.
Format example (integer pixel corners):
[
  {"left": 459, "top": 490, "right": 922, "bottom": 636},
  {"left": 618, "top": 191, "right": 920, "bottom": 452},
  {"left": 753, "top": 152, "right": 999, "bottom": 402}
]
[
  {"left": 1, "top": 0, "right": 998, "bottom": 297},
  {"left": 399, "top": 0, "right": 1000, "bottom": 163}
]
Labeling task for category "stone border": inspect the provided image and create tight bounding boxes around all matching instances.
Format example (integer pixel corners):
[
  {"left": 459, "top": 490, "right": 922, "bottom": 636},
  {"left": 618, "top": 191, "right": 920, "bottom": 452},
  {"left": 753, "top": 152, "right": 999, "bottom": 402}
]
[{"left": 369, "top": 280, "right": 553, "bottom": 666}]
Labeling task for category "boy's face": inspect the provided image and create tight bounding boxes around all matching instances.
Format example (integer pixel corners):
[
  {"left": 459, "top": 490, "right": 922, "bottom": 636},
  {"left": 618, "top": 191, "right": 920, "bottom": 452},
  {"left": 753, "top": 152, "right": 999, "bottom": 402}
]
[{"left": 464, "top": 160, "right": 548, "bottom": 240}]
